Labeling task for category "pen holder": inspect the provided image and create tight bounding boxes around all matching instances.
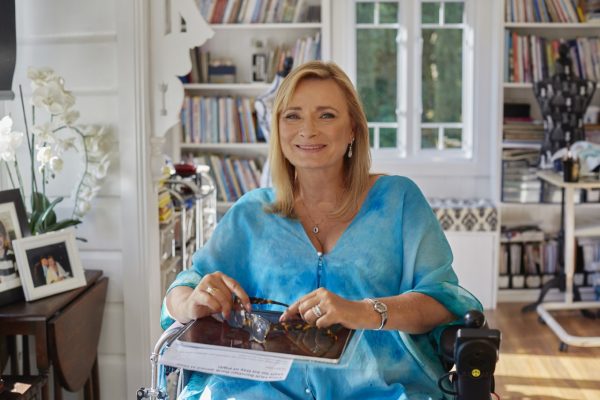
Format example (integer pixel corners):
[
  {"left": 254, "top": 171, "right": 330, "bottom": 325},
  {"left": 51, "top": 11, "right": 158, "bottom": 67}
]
[{"left": 562, "top": 157, "right": 580, "bottom": 182}]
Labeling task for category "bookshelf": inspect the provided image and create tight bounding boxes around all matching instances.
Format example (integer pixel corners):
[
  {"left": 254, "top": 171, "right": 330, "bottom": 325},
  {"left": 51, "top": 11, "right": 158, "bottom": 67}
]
[
  {"left": 498, "top": 0, "right": 600, "bottom": 297},
  {"left": 171, "top": 0, "right": 331, "bottom": 210}
]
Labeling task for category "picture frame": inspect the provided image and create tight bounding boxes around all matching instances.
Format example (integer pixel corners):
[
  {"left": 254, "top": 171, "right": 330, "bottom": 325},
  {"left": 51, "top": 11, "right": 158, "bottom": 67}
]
[
  {"left": 13, "top": 228, "right": 86, "bottom": 301},
  {"left": 0, "top": 189, "right": 30, "bottom": 307}
]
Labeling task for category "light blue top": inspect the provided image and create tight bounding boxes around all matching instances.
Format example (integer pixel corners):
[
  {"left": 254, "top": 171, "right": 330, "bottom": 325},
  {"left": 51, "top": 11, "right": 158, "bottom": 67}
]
[{"left": 161, "top": 175, "right": 482, "bottom": 400}]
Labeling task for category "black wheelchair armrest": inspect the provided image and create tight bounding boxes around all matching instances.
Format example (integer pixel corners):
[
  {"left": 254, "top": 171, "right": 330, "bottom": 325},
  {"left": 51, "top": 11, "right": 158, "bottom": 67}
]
[{"left": 438, "top": 310, "right": 501, "bottom": 400}]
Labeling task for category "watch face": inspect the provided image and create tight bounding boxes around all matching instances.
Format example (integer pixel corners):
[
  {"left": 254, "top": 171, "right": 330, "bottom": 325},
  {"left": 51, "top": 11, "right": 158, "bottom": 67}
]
[{"left": 374, "top": 302, "right": 387, "bottom": 313}]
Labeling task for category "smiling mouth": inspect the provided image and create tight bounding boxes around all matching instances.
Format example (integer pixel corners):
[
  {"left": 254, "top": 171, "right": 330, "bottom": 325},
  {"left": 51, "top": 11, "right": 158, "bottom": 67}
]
[{"left": 296, "top": 144, "right": 326, "bottom": 151}]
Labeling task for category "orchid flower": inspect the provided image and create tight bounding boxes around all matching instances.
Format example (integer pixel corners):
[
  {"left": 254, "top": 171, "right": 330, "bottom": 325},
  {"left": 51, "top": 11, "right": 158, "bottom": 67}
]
[
  {"left": 0, "top": 67, "right": 113, "bottom": 232},
  {"left": 0, "top": 116, "right": 24, "bottom": 162}
]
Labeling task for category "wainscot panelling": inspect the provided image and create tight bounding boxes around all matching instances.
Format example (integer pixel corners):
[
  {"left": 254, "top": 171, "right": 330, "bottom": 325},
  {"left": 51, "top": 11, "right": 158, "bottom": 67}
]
[
  {"left": 98, "top": 303, "right": 125, "bottom": 355},
  {"left": 79, "top": 250, "right": 123, "bottom": 302},
  {"left": 98, "top": 354, "right": 127, "bottom": 400},
  {"left": 14, "top": 42, "right": 117, "bottom": 88},
  {"left": 16, "top": 0, "right": 116, "bottom": 37}
]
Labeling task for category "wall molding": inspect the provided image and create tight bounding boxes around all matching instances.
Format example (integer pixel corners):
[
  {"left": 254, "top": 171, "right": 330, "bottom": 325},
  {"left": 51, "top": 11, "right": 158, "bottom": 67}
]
[
  {"left": 18, "top": 31, "right": 117, "bottom": 45},
  {"left": 20, "top": 87, "right": 118, "bottom": 97},
  {"left": 118, "top": 0, "right": 158, "bottom": 396}
]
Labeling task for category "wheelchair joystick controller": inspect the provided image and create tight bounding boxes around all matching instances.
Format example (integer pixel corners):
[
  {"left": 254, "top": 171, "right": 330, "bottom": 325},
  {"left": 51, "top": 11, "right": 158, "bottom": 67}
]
[
  {"left": 454, "top": 310, "right": 501, "bottom": 400},
  {"left": 463, "top": 310, "right": 486, "bottom": 329},
  {"left": 438, "top": 310, "right": 501, "bottom": 400}
]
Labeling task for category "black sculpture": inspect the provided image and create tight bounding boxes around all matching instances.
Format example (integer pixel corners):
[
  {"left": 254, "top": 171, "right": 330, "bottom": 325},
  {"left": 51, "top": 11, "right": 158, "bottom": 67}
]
[{"left": 533, "top": 43, "right": 596, "bottom": 166}]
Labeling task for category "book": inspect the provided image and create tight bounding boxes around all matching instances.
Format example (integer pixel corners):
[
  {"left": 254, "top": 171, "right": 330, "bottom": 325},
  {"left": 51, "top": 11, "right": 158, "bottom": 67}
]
[{"left": 172, "top": 311, "right": 355, "bottom": 364}]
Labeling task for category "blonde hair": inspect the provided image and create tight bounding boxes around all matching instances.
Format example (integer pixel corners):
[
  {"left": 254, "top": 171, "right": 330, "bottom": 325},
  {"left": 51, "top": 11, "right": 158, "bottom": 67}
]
[{"left": 268, "top": 61, "right": 371, "bottom": 219}]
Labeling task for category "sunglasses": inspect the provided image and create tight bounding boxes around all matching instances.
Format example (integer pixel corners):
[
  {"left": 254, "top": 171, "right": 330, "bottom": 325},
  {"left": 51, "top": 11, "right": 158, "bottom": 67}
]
[{"left": 219, "top": 297, "right": 339, "bottom": 354}]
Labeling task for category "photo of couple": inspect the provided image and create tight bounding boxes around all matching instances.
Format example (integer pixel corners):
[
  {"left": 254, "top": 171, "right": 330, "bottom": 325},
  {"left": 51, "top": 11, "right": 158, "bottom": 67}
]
[{"left": 26, "top": 243, "right": 73, "bottom": 288}]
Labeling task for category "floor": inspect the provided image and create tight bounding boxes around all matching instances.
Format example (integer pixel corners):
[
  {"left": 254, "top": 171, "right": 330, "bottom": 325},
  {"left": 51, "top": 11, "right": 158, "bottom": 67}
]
[{"left": 484, "top": 303, "right": 600, "bottom": 400}]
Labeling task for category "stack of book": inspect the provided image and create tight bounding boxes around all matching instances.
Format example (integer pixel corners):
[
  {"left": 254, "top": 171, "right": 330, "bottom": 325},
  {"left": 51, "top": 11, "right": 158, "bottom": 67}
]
[
  {"left": 197, "top": 0, "right": 320, "bottom": 24},
  {"left": 505, "top": 0, "right": 584, "bottom": 23},
  {"left": 181, "top": 95, "right": 262, "bottom": 144},
  {"left": 579, "top": 237, "right": 600, "bottom": 286},
  {"left": 194, "top": 154, "right": 264, "bottom": 203},
  {"left": 499, "top": 225, "right": 559, "bottom": 289},
  {"left": 502, "top": 149, "right": 542, "bottom": 203},
  {"left": 182, "top": 31, "right": 321, "bottom": 84},
  {"left": 503, "top": 120, "right": 545, "bottom": 147},
  {"left": 583, "top": 0, "right": 600, "bottom": 21},
  {"left": 504, "top": 33, "right": 600, "bottom": 83}
]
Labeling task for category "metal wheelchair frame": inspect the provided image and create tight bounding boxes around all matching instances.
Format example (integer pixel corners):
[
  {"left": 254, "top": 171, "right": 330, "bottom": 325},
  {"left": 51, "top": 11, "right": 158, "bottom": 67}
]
[{"left": 138, "top": 311, "right": 501, "bottom": 400}]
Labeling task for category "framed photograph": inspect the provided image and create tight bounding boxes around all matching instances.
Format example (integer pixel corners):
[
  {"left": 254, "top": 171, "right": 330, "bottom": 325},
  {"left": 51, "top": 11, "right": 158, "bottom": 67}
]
[
  {"left": 0, "top": 189, "right": 30, "bottom": 307},
  {"left": 13, "top": 228, "right": 86, "bottom": 301}
]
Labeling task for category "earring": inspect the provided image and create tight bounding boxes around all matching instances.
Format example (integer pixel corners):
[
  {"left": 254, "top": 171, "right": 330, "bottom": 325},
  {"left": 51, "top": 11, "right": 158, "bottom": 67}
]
[{"left": 347, "top": 140, "right": 354, "bottom": 158}]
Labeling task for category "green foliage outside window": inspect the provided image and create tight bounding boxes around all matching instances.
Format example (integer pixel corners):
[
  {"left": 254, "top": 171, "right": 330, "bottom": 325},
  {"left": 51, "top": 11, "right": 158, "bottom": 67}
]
[
  {"left": 356, "top": 29, "right": 397, "bottom": 123},
  {"left": 356, "top": 2, "right": 374, "bottom": 23},
  {"left": 380, "top": 128, "right": 397, "bottom": 148},
  {"left": 421, "top": 28, "right": 463, "bottom": 124}
]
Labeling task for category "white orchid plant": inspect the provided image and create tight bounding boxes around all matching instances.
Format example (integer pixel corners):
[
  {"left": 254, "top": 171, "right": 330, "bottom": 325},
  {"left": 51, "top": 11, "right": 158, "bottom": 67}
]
[{"left": 0, "top": 67, "right": 112, "bottom": 234}]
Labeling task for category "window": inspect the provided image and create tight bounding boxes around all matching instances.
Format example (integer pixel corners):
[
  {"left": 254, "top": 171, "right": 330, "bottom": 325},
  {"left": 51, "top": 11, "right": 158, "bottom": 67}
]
[{"left": 354, "top": 0, "right": 474, "bottom": 160}]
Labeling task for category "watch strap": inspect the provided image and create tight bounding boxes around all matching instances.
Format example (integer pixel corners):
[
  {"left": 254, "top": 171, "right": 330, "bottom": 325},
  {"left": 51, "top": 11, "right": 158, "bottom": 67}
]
[{"left": 366, "top": 298, "right": 388, "bottom": 330}]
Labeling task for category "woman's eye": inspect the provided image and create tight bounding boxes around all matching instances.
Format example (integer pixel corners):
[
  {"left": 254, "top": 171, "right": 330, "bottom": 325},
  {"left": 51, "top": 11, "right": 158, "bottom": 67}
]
[
  {"left": 320, "top": 113, "right": 335, "bottom": 119},
  {"left": 284, "top": 113, "right": 300, "bottom": 120}
]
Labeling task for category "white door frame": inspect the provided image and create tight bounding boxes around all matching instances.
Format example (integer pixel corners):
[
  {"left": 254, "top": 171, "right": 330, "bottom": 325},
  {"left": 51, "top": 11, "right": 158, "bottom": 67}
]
[{"left": 118, "top": 0, "right": 163, "bottom": 396}]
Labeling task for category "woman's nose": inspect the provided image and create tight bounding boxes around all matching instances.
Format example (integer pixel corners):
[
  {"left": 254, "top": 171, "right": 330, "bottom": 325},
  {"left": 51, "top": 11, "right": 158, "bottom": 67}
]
[{"left": 299, "top": 119, "right": 317, "bottom": 137}]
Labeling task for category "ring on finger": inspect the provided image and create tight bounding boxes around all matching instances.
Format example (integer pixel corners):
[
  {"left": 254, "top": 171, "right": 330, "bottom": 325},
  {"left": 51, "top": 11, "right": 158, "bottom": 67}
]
[
  {"left": 312, "top": 304, "right": 323, "bottom": 318},
  {"left": 206, "top": 286, "right": 218, "bottom": 296}
]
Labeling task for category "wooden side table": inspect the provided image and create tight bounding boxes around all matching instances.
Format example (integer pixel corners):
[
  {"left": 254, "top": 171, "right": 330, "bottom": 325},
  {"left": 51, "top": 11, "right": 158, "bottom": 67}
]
[{"left": 0, "top": 270, "right": 107, "bottom": 400}]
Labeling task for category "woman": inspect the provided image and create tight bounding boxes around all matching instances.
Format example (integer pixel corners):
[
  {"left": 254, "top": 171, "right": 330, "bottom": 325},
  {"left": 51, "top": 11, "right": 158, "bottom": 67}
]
[
  {"left": 46, "top": 255, "right": 68, "bottom": 284},
  {"left": 162, "top": 61, "right": 481, "bottom": 399}
]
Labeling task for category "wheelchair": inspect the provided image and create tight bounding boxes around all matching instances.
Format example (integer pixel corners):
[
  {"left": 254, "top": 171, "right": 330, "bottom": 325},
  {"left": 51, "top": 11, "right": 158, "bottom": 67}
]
[{"left": 137, "top": 310, "right": 501, "bottom": 400}]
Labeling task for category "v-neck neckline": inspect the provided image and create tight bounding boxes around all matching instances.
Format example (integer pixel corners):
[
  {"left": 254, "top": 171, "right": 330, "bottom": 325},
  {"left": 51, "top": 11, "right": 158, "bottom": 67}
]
[{"left": 294, "top": 175, "right": 385, "bottom": 256}]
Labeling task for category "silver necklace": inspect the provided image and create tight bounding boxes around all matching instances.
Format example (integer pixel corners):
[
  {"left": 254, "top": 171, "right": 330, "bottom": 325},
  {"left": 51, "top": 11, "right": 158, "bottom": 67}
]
[{"left": 300, "top": 199, "right": 327, "bottom": 235}]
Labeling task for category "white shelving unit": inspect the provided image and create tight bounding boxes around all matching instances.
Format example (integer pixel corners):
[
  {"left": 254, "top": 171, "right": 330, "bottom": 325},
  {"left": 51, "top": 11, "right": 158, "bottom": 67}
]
[
  {"left": 536, "top": 171, "right": 600, "bottom": 348},
  {"left": 497, "top": 1, "right": 600, "bottom": 299},
  {"left": 171, "top": 1, "right": 331, "bottom": 211}
]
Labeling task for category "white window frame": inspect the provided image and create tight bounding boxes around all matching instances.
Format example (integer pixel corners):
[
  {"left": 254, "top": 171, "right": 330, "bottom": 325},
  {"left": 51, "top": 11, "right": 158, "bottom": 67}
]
[{"left": 330, "top": 0, "right": 497, "bottom": 177}]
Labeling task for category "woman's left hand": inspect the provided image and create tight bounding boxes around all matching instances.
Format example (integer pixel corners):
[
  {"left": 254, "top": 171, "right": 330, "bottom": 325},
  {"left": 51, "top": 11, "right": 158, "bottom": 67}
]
[{"left": 279, "top": 287, "right": 370, "bottom": 329}]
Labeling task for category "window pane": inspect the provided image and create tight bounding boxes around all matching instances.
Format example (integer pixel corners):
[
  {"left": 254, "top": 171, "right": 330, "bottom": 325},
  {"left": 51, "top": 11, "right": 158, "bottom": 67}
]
[
  {"left": 421, "top": 29, "right": 463, "bottom": 123},
  {"left": 445, "top": 2, "right": 464, "bottom": 23},
  {"left": 357, "top": 29, "right": 397, "bottom": 122},
  {"left": 380, "top": 128, "right": 397, "bottom": 148},
  {"left": 369, "top": 127, "right": 374, "bottom": 147},
  {"left": 421, "top": 128, "right": 438, "bottom": 149},
  {"left": 422, "top": 2, "right": 440, "bottom": 24},
  {"left": 379, "top": 2, "right": 398, "bottom": 23},
  {"left": 444, "top": 128, "right": 462, "bottom": 148},
  {"left": 356, "top": 2, "right": 374, "bottom": 23}
]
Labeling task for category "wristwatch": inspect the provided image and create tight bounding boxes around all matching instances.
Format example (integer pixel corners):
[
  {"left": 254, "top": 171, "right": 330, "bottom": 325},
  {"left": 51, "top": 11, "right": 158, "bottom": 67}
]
[{"left": 366, "top": 298, "right": 388, "bottom": 330}]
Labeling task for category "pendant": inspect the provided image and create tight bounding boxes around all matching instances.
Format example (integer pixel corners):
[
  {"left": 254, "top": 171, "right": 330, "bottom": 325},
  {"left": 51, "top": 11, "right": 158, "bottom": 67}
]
[{"left": 312, "top": 226, "right": 319, "bottom": 234}]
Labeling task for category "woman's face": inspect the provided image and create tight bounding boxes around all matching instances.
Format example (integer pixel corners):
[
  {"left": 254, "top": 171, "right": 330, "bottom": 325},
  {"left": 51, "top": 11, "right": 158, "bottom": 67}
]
[{"left": 278, "top": 79, "right": 354, "bottom": 174}]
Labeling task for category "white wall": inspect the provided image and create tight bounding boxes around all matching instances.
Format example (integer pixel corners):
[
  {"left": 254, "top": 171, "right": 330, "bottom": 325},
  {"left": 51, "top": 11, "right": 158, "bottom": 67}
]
[{"left": 4, "top": 1, "right": 126, "bottom": 398}]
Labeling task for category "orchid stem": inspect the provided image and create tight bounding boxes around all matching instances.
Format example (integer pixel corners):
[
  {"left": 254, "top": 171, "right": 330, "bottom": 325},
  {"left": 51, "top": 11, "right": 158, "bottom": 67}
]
[
  {"left": 4, "top": 163, "right": 15, "bottom": 188},
  {"left": 71, "top": 127, "right": 89, "bottom": 219},
  {"left": 19, "top": 85, "right": 39, "bottom": 198},
  {"left": 13, "top": 160, "right": 27, "bottom": 208}
]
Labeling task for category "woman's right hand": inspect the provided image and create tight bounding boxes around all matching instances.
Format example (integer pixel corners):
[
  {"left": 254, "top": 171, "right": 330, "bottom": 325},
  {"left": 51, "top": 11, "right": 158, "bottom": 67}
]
[{"left": 168, "top": 272, "right": 251, "bottom": 323}]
